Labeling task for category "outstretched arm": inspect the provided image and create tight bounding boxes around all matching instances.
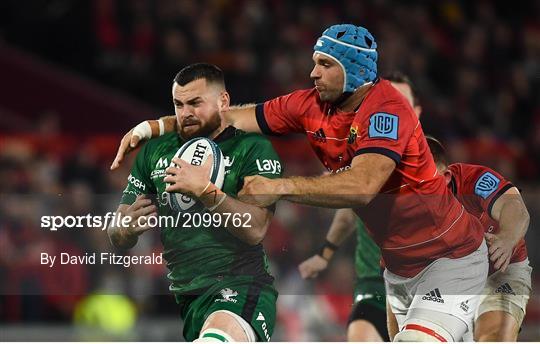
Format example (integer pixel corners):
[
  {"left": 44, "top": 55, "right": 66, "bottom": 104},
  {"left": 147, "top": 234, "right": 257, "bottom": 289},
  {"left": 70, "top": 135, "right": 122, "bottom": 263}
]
[
  {"left": 164, "top": 157, "right": 272, "bottom": 245},
  {"left": 298, "top": 208, "right": 357, "bottom": 278},
  {"left": 108, "top": 195, "right": 157, "bottom": 249},
  {"left": 485, "top": 187, "right": 530, "bottom": 272},
  {"left": 110, "top": 105, "right": 260, "bottom": 170},
  {"left": 239, "top": 153, "right": 396, "bottom": 208}
]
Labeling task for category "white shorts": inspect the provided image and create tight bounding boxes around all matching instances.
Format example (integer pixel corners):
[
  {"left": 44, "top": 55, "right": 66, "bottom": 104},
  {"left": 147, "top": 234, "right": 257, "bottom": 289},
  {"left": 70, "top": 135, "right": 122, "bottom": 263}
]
[
  {"left": 385, "top": 239, "right": 488, "bottom": 340},
  {"left": 476, "top": 259, "right": 532, "bottom": 326}
]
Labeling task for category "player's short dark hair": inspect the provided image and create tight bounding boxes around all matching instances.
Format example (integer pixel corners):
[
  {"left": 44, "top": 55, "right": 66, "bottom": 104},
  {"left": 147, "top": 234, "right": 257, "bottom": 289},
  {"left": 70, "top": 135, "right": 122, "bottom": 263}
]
[
  {"left": 174, "top": 63, "right": 225, "bottom": 88},
  {"left": 384, "top": 71, "right": 420, "bottom": 107},
  {"left": 426, "top": 135, "right": 448, "bottom": 168}
]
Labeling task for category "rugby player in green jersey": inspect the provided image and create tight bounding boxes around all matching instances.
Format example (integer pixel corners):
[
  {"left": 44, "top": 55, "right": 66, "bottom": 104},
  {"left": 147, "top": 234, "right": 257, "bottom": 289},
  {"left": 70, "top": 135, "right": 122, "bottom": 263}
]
[
  {"left": 108, "top": 63, "right": 282, "bottom": 342},
  {"left": 298, "top": 72, "right": 421, "bottom": 342}
]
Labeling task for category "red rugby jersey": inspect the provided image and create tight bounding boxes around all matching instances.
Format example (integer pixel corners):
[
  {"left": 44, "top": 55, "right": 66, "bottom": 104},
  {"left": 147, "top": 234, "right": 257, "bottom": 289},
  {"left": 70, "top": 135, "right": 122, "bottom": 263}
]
[
  {"left": 447, "top": 163, "right": 528, "bottom": 274},
  {"left": 256, "top": 79, "right": 485, "bottom": 277}
]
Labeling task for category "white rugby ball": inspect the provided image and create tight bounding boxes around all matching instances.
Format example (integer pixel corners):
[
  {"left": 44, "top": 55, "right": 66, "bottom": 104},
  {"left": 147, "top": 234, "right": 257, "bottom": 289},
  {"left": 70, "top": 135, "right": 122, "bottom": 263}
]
[{"left": 168, "top": 137, "right": 225, "bottom": 213}]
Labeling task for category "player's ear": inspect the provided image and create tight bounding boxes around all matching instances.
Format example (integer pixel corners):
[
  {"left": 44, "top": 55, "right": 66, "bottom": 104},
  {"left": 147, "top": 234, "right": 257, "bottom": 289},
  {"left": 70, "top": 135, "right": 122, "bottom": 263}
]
[
  {"left": 218, "top": 90, "right": 230, "bottom": 112},
  {"left": 414, "top": 105, "right": 423, "bottom": 118}
]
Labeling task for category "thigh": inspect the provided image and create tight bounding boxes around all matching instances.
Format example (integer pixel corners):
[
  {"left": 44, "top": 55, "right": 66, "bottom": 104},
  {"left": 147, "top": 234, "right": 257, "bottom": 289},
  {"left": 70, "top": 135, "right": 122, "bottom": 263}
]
[
  {"left": 205, "top": 280, "right": 277, "bottom": 342},
  {"left": 384, "top": 270, "right": 411, "bottom": 330},
  {"left": 474, "top": 260, "right": 532, "bottom": 341},
  {"left": 386, "top": 300, "right": 399, "bottom": 341},
  {"left": 476, "top": 260, "right": 532, "bottom": 326},
  {"left": 181, "top": 278, "right": 278, "bottom": 342},
  {"left": 349, "top": 277, "right": 388, "bottom": 341},
  {"left": 348, "top": 302, "right": 388, "bottom": 341},
  {"left": 475, "top": 310, "right": 519, "bottom": 341},
  {"left": 409, "top": 241, "right": 488, "bottom": 335}
]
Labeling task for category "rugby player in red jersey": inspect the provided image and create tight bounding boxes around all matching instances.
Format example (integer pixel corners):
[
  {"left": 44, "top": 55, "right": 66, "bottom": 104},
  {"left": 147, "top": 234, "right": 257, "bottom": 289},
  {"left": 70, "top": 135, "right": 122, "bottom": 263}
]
[
  {"left": 111, "top": 24, "right": 489, "bottom": 341},
  {"left": 426, "top": 137, "right": 531, "bottom": 341}
]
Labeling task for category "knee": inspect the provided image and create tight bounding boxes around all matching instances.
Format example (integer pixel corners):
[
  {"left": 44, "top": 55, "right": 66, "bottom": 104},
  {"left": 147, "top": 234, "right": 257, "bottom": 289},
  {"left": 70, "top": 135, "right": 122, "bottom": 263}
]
[
  {"left": 194, "top": 329, "right": 234, "bottom": 342},
  {"left": 394, "top": 329, "right": 439, "bottom": 342},
  {"left": 347, "top": 320, "right": 383, "bottom": 341},
  {"left": 394, "top": 324, "right": 454, "bottom": 342},
  {"left": 475, "top": 328, "right": 518, "bottom": 342},
  {"left": 197, "top": 310, "right": 256, "bottom": 342}
]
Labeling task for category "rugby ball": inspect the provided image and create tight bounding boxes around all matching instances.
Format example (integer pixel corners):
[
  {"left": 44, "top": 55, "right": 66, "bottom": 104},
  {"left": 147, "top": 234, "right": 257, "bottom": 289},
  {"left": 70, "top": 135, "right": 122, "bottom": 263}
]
[{"left": 168, "top": 137, "right": 225, "bottom": 213}]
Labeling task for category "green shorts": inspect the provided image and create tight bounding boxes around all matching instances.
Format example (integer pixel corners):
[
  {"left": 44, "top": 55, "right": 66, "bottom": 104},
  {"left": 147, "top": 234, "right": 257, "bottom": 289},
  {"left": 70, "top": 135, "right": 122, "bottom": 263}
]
[
  {"left": 349, "top": 276, "right": 389, "bottom": 340},
  {"left": 176, "top": 276, "right": 277, "bottom": 342},
  {"left": 352, "top": 276, "right": 386, "bottom": 311}
]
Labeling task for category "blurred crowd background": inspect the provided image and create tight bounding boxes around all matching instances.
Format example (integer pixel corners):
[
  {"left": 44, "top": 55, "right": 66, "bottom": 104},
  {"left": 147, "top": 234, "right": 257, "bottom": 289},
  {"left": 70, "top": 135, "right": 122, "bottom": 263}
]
[{"left": 0, "top": 0, "right": 539, "bottom": 341}]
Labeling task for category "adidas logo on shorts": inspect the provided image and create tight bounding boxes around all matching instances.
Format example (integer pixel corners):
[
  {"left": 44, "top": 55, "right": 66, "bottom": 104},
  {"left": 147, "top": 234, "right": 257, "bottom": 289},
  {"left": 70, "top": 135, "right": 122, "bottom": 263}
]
[
  {"left": 460, "top": 300, "right": 470, "bottom": 312},
  {"left": 421, "top": 288, "right": 445, "bottom": 303},
  {"left": 495, "top": 283, "right": 516, "bottom": 295}
]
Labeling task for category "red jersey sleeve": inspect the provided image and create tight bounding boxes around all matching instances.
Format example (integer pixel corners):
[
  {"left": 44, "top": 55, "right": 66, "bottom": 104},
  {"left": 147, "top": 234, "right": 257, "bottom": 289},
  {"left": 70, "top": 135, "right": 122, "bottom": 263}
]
[
  {"left": 456, "top": 164, "right": 514, "bottom": 218},
  {"left": 351, "top": 96, "right": 417, "bottom": 165},
  {"left": 256, "top": 89, "right": 314, "bottom": 135}
]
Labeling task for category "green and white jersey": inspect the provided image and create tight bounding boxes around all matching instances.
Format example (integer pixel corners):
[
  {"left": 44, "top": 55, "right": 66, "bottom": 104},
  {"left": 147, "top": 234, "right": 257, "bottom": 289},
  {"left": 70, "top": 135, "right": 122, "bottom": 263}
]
[
  {"left": 121, "top": 126, "right": 283, "bottom": 295},
  {"left": 355, "top": 220, "right": 382, "bottom": 279}
]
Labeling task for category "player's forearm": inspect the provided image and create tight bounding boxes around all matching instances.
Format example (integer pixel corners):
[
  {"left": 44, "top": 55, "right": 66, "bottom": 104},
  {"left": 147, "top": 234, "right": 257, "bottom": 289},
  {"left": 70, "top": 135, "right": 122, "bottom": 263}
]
[
  {"left": 497, "top": 198, "right": 530, "bottom": 246},
  {"left": 107, "top": 206, "right": 138, "bottom": 249},
  {"left": 199, "top": 191, "right": 270, "bottom": 245},
  {"left": 327, "top": 209, "right": 357, "bottom": 246},
  {"left": 224, "top": 104, "right": 261, "bottom": 133},
  {"left": 152, "top": 116, "right": 176, "bottom": 136},
  {"left": 320, "top": 208, "right": 357, "bottom": 261},
  {"left": 108, "top": 223, "right": 138, "bottom": 249},
  {"left": 279, "top": 172, "right": 375, "bottom": 208}
]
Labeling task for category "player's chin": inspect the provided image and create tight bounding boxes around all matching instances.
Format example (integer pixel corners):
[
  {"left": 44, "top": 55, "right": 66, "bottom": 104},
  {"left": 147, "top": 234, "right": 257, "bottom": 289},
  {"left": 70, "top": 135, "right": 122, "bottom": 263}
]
[
  {"left": 318, "top": 90, "right": 339, "bottom": 103},
  {"left": 179, "top": 125, "right": 202, "bottom": 140}
]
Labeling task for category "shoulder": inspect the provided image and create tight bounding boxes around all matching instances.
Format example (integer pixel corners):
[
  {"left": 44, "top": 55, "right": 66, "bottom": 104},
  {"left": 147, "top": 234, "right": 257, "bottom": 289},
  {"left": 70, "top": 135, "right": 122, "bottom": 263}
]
[
  {"left": 359, "top": 79, "right": 417, "bottom": 123},
  {"left": 267, "top": 88, "right": 321, "bottom": 107},
  {"left": 133, "top": 132, "right": 179, "bottom": 167},
  {"left": 447, "top": 162, "right": 464, "bottom": 174},
  {"left": 232, "top": 129, "right": 276, "bottom": 150},
  {"left": 452, "top": 163, "right": 506, "bottom": 198},
  {"left": 452, "top": 163, "right": 499, "bottom": 179},
  {"left": 144, "top": 132, "right": 179, "bottom": 149}
]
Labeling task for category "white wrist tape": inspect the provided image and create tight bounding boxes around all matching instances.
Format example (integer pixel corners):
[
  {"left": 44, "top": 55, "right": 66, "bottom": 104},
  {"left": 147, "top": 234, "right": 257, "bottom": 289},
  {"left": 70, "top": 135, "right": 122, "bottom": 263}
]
[
  {"left": 158, "top": 119, "right": 165, "bottom": 136},
  {"left": 132, "top": 121, "right": 152, "bottom": 140}
]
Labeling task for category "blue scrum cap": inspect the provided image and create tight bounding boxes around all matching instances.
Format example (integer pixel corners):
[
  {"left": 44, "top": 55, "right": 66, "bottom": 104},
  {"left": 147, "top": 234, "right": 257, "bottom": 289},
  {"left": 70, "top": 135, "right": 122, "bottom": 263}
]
[{"left": 314, "top": 24, "right": 378, "bottom": 93}]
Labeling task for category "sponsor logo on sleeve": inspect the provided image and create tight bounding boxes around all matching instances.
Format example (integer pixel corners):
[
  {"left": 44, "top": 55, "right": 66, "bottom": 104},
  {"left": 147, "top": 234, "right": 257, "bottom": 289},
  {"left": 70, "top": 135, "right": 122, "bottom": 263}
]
[
  {"left": 474, "top": 172, "right": 500, "bottom": 199},
  {"left": 256, "top": 159, "right": 281, "bottom": 174},
  {"left": 127, "top": 174, "right": 146, "bottom": 191},
  {"left": 368, "top": 112, "right": 398, "bottom": 140}
]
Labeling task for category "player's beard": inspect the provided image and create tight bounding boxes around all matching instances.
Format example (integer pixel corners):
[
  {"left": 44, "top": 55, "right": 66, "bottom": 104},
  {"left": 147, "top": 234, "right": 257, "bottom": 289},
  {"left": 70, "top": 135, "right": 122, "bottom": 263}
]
[
  {"left": 317, "top": 87, "right": 342, "bottom": 103},
  {"left": 178, "top": 111, "right": 222, "bottom": 140}
]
